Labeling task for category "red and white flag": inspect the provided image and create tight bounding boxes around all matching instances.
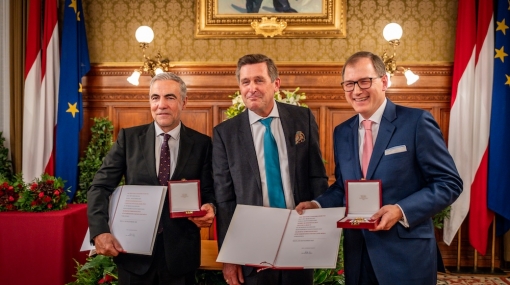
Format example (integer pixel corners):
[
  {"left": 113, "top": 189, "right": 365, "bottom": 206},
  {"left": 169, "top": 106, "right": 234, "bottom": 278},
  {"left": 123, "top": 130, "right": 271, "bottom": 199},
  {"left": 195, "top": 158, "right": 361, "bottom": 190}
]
[
  {"left": 444, "top": 0, "right": 494, "bottom": 255},
  {"left": 22, "top": 0, "right": 59, "bottom": 181}
]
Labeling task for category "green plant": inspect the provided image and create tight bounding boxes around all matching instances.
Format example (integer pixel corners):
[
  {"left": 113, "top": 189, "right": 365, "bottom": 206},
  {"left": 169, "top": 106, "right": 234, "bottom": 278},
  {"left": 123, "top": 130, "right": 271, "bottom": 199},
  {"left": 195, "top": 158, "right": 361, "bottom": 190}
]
[
  {"left": 313, "top": 236, "right": 345, "bottom": 285},
  {"left": 16, "top": 173, "right": 69, "bottom": 212},
  {"left": 0, "top": 174, "right": 20, "bottom": 211},
  {"left": 433, "top": 206, "right": 451, "bottom": 229},
  {"left": 225, "top": 87, "right": 307, "bottom": 119},
  {"left": 68, "top": 254, "right": 118, "bottom": 285},
  {"left": 195, "top": 270, "right": 226, "bottom": 285},
  {"left": 75, "top": 117, "right": 114, "bottom": 203},
  {"left": 0, "top": 132, "right": 13, "bottom": 180}
]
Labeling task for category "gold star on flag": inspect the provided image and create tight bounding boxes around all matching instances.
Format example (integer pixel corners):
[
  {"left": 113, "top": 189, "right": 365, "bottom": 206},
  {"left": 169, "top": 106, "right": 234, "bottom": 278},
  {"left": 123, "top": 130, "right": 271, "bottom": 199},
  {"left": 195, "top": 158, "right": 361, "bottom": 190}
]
[
  {"left": 496, "top": 19, "right": 509, "bottom": 35},
  {"left": 66, "top": 102, "right": 79, "bottom": 118},
  {"left": 69, "top": 0, "right": 77, "bottom": 13},
  {"left": 505, "top": 74, "right": 510, "bottom": 86},
  {"left": 495, "top": 46, "right": 508, "bottom": 62}
]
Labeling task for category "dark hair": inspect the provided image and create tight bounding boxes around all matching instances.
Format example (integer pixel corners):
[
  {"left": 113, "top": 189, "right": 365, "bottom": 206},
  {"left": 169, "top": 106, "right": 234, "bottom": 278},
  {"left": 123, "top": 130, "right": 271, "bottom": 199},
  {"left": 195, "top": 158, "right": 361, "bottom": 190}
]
[
  {"left": 235, "top": 54, "right": 279, "bottom": 83},
  {"left": 342, "top": 51, "right": 387, "bottom": 79},
  {"left": 149, "top": 72, "right": 187, "bottom": 100}
]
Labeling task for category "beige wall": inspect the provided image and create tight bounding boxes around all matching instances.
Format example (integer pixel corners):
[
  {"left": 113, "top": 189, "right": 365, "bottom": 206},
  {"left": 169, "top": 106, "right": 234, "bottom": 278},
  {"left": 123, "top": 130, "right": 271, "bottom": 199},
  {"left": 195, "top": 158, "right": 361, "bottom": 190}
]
[{"left": 82, "top": 0, "right": 457, "bottom": 64}]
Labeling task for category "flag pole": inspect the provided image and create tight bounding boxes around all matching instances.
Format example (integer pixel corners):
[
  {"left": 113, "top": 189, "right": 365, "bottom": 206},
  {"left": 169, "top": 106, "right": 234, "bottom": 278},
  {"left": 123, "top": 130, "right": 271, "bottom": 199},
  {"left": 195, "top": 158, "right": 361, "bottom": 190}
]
[{"left": 456, "top": 227, "right": 461, "bottom": 272}]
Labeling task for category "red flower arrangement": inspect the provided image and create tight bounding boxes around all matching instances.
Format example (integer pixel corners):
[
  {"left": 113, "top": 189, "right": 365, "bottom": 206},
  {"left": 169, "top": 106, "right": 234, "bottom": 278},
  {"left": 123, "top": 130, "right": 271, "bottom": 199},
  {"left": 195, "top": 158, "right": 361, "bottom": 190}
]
[
  {"left": 16, "top": 173, "right": 69, "bottom": 212},
  {"left": 0, "top": 178, "right": 20, "bottom": 212}
]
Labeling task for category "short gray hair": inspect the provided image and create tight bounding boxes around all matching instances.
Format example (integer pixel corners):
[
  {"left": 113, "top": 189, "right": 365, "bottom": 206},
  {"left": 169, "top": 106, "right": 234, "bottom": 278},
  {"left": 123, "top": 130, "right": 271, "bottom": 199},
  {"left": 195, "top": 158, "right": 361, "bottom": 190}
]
[{"left": 149, "top": 72, "right": 187, "bottom": 100}]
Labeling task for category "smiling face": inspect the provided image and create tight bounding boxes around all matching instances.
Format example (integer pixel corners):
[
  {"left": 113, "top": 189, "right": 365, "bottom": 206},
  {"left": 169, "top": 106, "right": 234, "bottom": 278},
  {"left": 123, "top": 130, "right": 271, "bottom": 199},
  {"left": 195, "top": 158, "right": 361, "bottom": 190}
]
[
  {"left": 150, "top": 79, "right": 187, "bottom": 133},
  {"left": 238, "top": 62, "right": 280, "bottom": 117},
  {"left": 343, "top": 57, "right": 388, "bottom": 119}
]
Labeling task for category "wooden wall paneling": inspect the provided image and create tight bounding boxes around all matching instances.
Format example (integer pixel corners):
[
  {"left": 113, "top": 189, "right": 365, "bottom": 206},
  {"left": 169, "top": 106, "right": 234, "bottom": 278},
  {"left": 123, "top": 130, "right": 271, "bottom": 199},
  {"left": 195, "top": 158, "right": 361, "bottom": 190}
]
[
  {"left": 81, "top": 63, "right": 503, "bottom": 269},
  {"left": 113, "top": 107, "right": 153, "bottom": 139}
]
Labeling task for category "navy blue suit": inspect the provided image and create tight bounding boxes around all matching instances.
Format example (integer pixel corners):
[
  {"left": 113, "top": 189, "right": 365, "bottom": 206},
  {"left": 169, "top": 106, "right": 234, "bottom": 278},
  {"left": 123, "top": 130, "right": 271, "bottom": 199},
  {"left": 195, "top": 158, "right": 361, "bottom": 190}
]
[{"left": 315, "top": 99, "right": 462, "bottom": 285}]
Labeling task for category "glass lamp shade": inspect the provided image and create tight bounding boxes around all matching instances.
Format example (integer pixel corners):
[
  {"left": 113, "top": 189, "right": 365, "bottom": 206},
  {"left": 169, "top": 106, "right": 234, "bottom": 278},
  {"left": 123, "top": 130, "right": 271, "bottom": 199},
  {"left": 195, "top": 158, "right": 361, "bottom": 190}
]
[
  {"left": 386, "top": 72, "right": 392, "bottom": 88},
  {"left": 154, "top": 67, "right": 164, "bottom": 75},
  {"left": 135, "top": 26, "right": 154, "bottom": 44},
  {"left": 404, "top": 69, "right": 419, "bottom": 85},
  {"left": 127, "top": 70, "right": 141, "bottom": 86},
  {"left": 383, "top": 23, "right": 403, "bottom": 42}
]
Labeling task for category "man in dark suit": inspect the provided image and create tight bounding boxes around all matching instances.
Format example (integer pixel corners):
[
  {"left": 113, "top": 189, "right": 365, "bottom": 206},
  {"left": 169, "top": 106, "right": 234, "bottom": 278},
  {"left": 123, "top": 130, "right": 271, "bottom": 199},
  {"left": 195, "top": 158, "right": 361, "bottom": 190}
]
[
  {"left": 296, "top": 51, "right": 463, "bottom": 285},
  {"left": 213, "top": 54, "right": 328, "bottom": 285},
  {"left": 246, "top": 0, "right": 297, "bottom": 13},
  {"left": 87, "top": 72, "right": 215, "bottom": 285}
]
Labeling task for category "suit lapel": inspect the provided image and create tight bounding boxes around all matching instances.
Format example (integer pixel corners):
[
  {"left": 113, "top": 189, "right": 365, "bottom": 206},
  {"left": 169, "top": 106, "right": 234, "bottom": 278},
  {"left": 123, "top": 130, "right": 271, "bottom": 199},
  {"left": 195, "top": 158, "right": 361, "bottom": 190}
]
[
  {"left": 350, "top": 117, "right": 363, "bottom": 179},
  {"left": 277, "top": 103, "right": 296, "bottom": 191},
  {"left": 367, "top": 100, "right": 396, "bottom": 179},
  {"left": 238, "top": 111, "right": 262, "bottom": 191},
  {"left": 139, "top": 123, "right": 158, "bottom": 184},
  {"left": 171, "top": 124, "right": 193, "bottom": 180}
]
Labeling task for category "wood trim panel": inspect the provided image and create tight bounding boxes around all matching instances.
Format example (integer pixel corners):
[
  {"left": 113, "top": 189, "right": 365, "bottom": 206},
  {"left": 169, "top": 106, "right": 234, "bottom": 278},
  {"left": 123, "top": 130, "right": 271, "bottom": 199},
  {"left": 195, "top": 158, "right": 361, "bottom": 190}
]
[{"left": 82, "top": 63, "right": 501, "bottom": 269}]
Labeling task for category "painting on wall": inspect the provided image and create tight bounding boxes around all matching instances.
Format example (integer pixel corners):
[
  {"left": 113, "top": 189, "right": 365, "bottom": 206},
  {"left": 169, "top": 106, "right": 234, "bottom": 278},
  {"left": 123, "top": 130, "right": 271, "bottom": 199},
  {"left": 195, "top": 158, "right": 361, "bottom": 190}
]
[{"left": 195, "top": 0, "right": 346, "bottom": 38}]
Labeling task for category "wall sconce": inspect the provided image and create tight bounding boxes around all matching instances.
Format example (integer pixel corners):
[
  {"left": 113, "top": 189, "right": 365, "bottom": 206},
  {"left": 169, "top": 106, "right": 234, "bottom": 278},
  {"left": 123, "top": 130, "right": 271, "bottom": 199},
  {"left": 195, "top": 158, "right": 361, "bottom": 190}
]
[
  {"left": 127, "top": 26, "right": 171, "bottom": 86},
  {"left": 381, "top": 23, "right": 419, "bottom": 86}
]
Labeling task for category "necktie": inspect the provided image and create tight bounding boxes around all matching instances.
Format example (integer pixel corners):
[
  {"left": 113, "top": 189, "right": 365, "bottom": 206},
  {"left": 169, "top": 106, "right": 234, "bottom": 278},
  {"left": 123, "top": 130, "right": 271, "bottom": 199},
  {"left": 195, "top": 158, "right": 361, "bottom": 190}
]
[
  {"left": 158, "top": 134, "right": 171, "bottom": 186},
  {"left": 362, "top": 120, "right": 373, "bottom": 179},
  {"left": 260, "top": 118, "right": 286, "bottom": 208}
]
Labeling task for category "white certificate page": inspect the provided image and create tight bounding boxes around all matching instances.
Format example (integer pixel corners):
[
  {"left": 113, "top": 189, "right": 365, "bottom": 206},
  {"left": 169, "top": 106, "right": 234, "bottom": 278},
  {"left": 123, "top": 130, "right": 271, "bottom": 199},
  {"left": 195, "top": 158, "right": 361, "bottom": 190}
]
[
  {"left": 275, "top": 207, "right": 345, "bottom": 268},
  {"left": 110, "top": 185, "right": 166, "bottom": 255}
]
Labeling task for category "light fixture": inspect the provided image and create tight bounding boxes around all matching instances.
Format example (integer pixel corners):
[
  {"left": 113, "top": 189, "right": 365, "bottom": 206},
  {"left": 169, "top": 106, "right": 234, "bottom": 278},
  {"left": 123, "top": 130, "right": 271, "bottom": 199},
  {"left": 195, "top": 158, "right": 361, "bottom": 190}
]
[
  {"left": 381, "top": 23, "right": 419, "bottom": 87},
  {"left": 127, "top": 26, "right": 171, "bottom": 86}
]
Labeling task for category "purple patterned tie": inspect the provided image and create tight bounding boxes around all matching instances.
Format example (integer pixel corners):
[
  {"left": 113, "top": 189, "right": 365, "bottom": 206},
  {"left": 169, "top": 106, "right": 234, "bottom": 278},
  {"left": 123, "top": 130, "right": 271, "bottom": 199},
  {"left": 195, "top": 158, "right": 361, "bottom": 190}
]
[{"left": 158, "top": 134, "right": 171, "bottom": 186}]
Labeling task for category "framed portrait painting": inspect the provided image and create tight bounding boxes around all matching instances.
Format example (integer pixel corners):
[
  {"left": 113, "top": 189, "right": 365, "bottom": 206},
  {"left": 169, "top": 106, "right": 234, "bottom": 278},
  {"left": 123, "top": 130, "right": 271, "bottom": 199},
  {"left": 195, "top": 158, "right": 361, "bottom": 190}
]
[{"left": 195, "top": 0, "right": 347, "bottom": 38}]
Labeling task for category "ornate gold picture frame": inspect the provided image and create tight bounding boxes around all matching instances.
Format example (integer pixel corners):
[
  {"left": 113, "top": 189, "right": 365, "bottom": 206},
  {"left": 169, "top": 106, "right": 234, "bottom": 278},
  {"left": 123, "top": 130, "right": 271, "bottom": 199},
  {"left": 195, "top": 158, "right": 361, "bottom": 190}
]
[{"left": 195, "top": 0, "right": 347, "bottom": 38}]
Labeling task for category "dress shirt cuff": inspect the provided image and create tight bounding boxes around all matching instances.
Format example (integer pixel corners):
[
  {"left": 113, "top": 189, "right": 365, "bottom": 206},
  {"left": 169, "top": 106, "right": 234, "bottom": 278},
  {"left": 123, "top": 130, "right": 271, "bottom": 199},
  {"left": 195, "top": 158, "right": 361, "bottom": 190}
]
[
  {"left": 311, "top": 200, "right": 322, "bottom": 208},
  {"left": 395, "top": 204, "right": 409, "bottom": 228}
]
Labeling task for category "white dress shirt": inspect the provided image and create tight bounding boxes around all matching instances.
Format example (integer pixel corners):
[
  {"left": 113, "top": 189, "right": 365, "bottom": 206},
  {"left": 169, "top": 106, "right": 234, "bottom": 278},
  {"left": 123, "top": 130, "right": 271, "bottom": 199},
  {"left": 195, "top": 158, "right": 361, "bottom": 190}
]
[{"left": 248, "top": 102, "right": 295, "bottom": 209}]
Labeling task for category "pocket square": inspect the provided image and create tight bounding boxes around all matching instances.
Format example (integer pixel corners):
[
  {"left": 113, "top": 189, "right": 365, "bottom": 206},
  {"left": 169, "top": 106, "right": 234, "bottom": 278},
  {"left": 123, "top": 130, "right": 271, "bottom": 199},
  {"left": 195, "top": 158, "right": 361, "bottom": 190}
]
[
  {"left": 385, "top": 145, "right": 407, "bottom": 155},
  {"left": 295, "top": 131, "right": 305, "bottom": 144}
]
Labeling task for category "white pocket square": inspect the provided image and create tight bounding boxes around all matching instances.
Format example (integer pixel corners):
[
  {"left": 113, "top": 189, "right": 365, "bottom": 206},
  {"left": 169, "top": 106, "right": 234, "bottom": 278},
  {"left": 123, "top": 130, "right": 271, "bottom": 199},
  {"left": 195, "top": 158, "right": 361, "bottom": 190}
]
[{"left": 385, "top": 145, "right": 407, "bottom": 155}]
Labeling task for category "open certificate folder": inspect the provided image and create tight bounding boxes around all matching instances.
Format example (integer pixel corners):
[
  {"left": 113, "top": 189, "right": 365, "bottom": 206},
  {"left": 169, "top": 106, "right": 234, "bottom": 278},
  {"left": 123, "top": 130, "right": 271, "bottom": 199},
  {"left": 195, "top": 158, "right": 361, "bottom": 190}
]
[
  {"left": 81, "top": 185, "right": 166, "bottom": 255},
  {"left": 217, "top": 205, "right": 345, "bottom": 269}
]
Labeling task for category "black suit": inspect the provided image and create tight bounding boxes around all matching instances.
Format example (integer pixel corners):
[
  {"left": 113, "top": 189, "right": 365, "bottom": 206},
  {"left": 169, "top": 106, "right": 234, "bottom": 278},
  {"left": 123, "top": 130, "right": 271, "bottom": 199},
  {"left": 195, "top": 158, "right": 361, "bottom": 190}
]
[
  {"left": 87, "top": 122, "right": 214, "bottom": 276},
  {"left": 213, "top": 102, "right": 328, "bottom": 281},
  {"left": 246, "top": 0, "right": 296, "bottom": 13}
]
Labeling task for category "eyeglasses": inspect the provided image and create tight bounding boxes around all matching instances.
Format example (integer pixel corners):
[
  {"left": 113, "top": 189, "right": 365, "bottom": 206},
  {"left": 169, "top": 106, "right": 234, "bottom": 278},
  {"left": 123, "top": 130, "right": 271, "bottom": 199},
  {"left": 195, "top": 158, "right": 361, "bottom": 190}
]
[{"left": 340, "top": 77, "right": 382, "bottom": 92}]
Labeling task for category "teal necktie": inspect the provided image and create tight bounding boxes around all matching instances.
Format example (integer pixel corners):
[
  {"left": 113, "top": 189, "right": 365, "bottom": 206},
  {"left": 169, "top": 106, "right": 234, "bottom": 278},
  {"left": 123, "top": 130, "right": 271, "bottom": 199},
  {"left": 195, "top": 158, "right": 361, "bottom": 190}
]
[{"left": 260, "top": 117, "right": 286, "bottom": 208}]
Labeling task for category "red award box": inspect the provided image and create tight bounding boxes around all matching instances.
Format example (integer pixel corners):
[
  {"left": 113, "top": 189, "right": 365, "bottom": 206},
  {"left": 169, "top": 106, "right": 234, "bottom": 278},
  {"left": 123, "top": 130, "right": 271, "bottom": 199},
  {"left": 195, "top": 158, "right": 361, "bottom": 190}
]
[
  {"left": 337, "top": 180, "right": 382, "bottom": 229},
  {"left": 168, "top": 180, "right": 206, "bottom": 218}
]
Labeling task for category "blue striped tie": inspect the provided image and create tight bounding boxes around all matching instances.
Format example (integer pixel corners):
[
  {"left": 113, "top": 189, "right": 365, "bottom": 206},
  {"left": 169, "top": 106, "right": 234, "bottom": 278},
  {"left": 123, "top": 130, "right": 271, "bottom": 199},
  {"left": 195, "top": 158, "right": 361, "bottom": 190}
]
[{"left": 260, "top": 118, "right": 286, "bottom": 208}]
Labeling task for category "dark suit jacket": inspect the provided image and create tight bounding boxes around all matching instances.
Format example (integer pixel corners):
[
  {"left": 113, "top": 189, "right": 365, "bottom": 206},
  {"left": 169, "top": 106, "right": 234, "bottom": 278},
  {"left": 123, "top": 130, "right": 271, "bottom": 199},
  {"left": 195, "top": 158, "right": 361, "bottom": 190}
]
[
  {"left": 315, "top": 99, "right": 462, "bottom": 285},
  {"left": 212, "top": 102, "right": 328, "bottom": 275},
  {"left": 87, "top": 122, "right": 215, "bottom": 276}
]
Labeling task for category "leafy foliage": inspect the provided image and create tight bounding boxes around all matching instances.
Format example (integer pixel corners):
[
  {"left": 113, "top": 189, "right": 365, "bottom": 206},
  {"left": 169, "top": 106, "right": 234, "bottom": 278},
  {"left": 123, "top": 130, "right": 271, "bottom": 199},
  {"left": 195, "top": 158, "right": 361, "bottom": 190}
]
[
  {"left": 195, "top": 270, "right": 226, "bottom": 285},
  {"left": 225, "top": 87, "right": 307, "bottom": 119},
  {"left": 16, "top": 173, "right": 69, "bottom": 212},
  {"left": 0, "top": 132, "right": 13, "bottom": 180},
  {"left": 75, "top": 117, "right": 114, "bottom": 203},
  {"left": 313, "top": 236, "right": 345, "bottom": 285},
  {"left": 0, "top": 174, "right": 21, "bottom": 211},
  {"left": 68, "top": 254, "right": 118, "bottom": 285},
  {"left": 433, "top": 206, "right": 451, "bottom": 229}
]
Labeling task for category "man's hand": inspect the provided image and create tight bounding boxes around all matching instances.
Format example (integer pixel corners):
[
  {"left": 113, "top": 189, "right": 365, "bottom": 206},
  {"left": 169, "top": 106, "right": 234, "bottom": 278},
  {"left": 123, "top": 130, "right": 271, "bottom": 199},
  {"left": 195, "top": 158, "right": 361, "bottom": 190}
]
[
  {"left": 295, "top": 201, "right": 319, "bottom": 215},
  {"left": 223, "top": 263, "right": 244, "bottom": 285},
  {"left": 189, "top": 203, "right": 215, "bottom": 228},
  {"left": 93, "top": 233, "right": 126, "bottom": 257},
  {"left": 370, "top": 204, "right": 403, "bottom": 231}
]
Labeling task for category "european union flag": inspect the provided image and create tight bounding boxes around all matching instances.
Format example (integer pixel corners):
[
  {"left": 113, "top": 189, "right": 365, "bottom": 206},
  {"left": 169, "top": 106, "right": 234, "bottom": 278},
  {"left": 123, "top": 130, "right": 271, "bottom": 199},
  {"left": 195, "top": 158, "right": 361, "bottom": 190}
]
[
  {"left": 55, "top": 0, "right": 90, "bottom": 201},
  {"left": 488, "top": 0, "right": 510, "bottom": 235}
]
